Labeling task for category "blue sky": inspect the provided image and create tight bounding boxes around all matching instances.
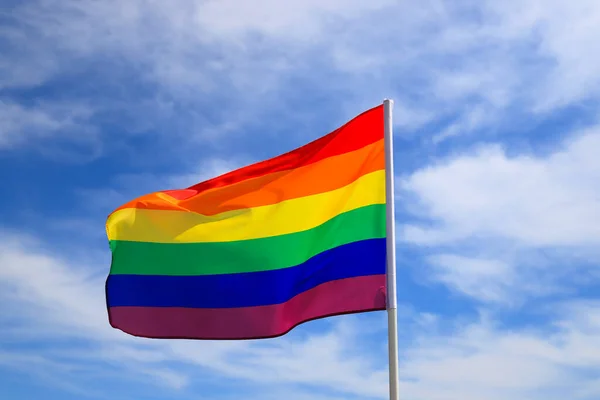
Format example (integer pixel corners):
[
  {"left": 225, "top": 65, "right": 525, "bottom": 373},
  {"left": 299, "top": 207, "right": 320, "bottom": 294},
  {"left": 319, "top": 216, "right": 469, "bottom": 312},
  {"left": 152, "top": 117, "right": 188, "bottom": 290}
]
[{"left": 2, "top": 0, "right": 600, "bottom": 399}]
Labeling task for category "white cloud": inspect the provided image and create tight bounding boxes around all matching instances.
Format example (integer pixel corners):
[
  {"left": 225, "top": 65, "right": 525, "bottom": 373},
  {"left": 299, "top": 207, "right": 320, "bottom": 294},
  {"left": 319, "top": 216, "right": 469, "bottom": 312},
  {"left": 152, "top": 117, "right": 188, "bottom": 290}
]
[
  {"left": 0, "top": 99, "right": 97, "bottom": 151},
  {"left": 4, "top": 0, "right": 366, "bottom": 95},
  {"left": 398, "top": 123, "right": 600, "bottom": 303},
  {"left": 193, "top": 0, "right": 392, "bottom": 39},
  {"left": 336, "top": 0, "right": 600, "bottom": 139},
  {"left": 432, "top": 105, "right": 491, "bottom": 144},
  {"left": 0, "top": 231, "right": 123, "bottom": 341},
  {"left": 483, "top": 0, "right": 600, "bottom": 111},
  {"left": 399, "top": 127, "right": 600, "bottom": 248},
  {"left": 426, "top": 255, "right": 514, "bottom": 303},
  {"left": 398, "top": 302, "right": 600, "bottom": 400},
  {"left": 5, "top": 0, "right": 600, "bottom": 150}
]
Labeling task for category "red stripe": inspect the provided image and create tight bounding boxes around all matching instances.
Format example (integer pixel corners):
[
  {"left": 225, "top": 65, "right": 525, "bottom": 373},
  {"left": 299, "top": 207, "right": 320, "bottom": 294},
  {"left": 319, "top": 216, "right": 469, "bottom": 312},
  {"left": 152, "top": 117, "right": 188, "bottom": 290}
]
[
  {"left": 107, "top": 275, "right": 387, "bottom": 340},
  {"left": 163, "top": 105, "right": 383, "bottom": 200}
]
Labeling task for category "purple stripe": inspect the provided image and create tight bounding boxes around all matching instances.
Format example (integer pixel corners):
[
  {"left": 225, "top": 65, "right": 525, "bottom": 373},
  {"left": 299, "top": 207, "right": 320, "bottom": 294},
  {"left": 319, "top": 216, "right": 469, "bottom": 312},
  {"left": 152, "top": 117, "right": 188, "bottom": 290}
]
[{"left": 108, "top": 275, "right": 387, "bottom": 340}]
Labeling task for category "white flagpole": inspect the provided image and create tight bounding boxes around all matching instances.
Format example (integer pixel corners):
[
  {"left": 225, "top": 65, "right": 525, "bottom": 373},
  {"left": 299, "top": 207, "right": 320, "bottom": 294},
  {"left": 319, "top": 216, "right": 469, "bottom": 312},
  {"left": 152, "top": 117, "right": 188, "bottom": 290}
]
[{"left": 383, "top": 98, "right": 400, "bottom": 400}]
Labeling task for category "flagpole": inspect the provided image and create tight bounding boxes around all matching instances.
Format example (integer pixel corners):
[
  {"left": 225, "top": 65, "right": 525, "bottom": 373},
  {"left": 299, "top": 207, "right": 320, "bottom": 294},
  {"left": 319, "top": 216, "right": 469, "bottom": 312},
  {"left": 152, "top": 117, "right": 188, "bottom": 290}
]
[{"left": 383, "top": 98, "right": 399, "bottom": 400}]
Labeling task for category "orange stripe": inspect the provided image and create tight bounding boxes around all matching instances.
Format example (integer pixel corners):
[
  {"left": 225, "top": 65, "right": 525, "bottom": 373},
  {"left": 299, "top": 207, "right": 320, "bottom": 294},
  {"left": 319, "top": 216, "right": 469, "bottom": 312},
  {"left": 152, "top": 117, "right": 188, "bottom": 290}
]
[
  {"left": 114, "top": 139, "right": 384, "bottom": 216},
  {"left": 162, "top": 105, "right": 383, "bottom": 200}
]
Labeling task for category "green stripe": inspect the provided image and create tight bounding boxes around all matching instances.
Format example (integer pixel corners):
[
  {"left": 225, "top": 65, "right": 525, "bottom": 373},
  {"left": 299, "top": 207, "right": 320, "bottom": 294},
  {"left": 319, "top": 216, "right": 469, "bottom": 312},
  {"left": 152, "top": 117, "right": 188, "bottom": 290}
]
[{"left": 109, "top": 204, "right": 385, "bottom": 276}]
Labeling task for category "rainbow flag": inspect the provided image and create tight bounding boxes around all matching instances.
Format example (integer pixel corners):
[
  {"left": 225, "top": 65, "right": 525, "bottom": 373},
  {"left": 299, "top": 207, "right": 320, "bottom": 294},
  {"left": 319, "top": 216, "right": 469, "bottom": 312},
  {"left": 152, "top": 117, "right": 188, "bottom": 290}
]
[{"left": 105, "top": 105, "right": 388, "bottom": 340}]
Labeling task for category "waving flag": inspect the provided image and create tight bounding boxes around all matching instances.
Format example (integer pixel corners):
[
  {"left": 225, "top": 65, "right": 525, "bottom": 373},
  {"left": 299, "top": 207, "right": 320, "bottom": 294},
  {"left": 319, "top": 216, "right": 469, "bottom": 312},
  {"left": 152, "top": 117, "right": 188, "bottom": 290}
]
[{"left": 105, "top": 104, "right": 389, "bottom": 340}]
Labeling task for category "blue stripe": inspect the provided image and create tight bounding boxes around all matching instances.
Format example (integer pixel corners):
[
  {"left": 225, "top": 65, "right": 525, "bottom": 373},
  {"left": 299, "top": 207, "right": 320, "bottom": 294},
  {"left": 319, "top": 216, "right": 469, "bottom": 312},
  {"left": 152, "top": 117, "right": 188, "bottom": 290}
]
[{"left": 106, "top": 238, "right": 386, "bottom": 308}]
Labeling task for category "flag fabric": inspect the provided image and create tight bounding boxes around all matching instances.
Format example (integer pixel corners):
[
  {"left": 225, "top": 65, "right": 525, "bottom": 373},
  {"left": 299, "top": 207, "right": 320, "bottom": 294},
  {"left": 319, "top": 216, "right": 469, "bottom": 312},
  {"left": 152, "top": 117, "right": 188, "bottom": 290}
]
[{"left": 105, "top": 105, "right": 388, "bottom": 340}]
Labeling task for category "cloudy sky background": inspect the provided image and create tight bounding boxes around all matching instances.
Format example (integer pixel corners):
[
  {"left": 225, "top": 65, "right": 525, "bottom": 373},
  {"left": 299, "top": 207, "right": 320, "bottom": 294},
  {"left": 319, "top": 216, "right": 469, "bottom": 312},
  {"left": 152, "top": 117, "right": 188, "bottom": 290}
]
[{"left": 2, "top": 1, "right": 600, "bottom": 399}]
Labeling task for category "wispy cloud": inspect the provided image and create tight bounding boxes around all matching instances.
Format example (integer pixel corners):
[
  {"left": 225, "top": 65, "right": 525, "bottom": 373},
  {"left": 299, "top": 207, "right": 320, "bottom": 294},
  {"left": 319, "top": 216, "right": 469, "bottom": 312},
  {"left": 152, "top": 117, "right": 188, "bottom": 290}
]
[
  {"left": 425, "top": 254, "right": 514, "bottom": 303},
  {"left": 5, "top": 0, "right": 600, "bottom": 156},
  {"left": 398, "top": 120, "right": 600, "bottom": 304},
  {"left": 399, "top": 125, "right": 600, "bottom": 248},
  {"left": 0, "top": 99, "right": 100, "bottom": 159}
]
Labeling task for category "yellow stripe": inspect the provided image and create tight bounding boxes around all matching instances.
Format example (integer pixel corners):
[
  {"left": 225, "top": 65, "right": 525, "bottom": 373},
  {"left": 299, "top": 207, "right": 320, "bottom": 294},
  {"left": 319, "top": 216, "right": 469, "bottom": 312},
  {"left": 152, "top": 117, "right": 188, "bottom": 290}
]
[{"left": 106, "top": 169, "right": 386, "bottom": 243}]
